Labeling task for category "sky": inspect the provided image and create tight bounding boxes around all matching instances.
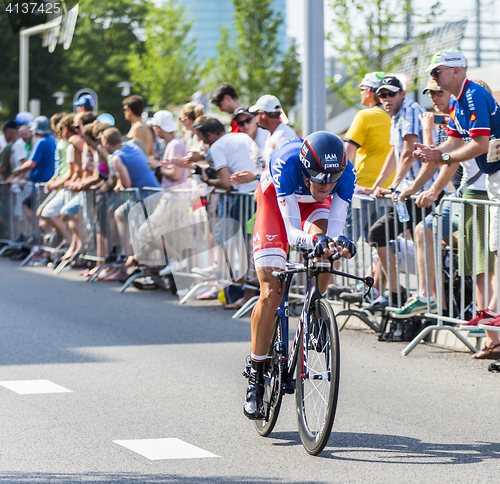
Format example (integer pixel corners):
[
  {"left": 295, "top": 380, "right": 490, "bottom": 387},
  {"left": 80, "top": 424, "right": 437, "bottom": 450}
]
[{"left": 285, "top": 0, "right": 499, "bottom": 67}]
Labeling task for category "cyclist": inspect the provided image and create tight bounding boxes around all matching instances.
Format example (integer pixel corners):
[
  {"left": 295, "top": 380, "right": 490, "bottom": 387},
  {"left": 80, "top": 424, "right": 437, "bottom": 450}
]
[{"left": 244, "top": 131, "right": 357, "bottom": 420}]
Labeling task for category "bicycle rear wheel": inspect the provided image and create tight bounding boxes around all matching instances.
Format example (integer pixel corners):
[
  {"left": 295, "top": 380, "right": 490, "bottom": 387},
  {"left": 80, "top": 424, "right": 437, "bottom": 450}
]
[
  {"left": 255, "top": 316, "right": 283, "bottom": 437},
  {"left": 296, "top": 298, "right": 340, "bottom": 455}
]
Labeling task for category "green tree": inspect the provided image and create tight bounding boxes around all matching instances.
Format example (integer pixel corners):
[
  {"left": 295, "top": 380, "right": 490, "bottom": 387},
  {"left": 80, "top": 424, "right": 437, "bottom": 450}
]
[
  {"left": 127, "top": 1, "right": 200, "bottom": 110},
  {"left": 207, "top": 0, "right": 301, "bottom": 113},
  {"left": 328, "top": 0, "right": 441, "bottom": 107}
]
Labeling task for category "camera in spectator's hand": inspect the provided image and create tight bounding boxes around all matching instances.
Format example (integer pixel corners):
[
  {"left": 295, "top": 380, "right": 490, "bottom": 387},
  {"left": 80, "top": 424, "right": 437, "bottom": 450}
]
[{"left": 193, "top": 165, "right": 217, "bottom": 179}]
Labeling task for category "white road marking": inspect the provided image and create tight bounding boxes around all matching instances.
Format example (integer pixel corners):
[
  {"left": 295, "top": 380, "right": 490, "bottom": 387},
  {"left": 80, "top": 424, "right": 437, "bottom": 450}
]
[
  {"left": 0, "top": 379, "right": 72, "bottom": 394},
  {"left": 113, "top": 438, "right": 219, "bottom": 460}
]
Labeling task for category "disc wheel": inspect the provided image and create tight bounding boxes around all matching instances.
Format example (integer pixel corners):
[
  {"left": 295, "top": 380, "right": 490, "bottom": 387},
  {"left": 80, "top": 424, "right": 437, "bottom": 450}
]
[
  {"left": 296, "top": 298, "right": 340, "bottom": 455},
  {"left": 255, "top": 316, "right": 284, "bottom": 437}
]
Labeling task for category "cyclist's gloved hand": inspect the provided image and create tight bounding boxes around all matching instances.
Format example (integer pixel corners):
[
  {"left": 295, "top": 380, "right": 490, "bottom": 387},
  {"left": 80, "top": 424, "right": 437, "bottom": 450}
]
[
  {"left": 313, "top": 234, "right": 334, "bottom": 257},
  {"left": 334, "top": 235, "right": 356, "bottom": 257}
]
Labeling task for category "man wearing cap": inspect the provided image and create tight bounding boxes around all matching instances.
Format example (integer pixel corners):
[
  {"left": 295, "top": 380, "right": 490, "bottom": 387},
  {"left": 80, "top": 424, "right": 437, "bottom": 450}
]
[
  {"left": 210, "top": 83, "right": 243, "bottom": 133},
  {"left": 0, "top": 121, "right": 27, "bottom": 180},
  {"left": 248, "top": 94, "right": 296, "bottom": 164},
  {"left": 150, "top": 110, "right": 188, "bottom": 189},
  {"left": 414, "top": 50, "right": 500, "bottom": 345},
  {"left": 363, "top": 75, "right": 440, "bottom": 306},
  {"left": 74, "top": 94, "right": 94, "bottom": 113}
]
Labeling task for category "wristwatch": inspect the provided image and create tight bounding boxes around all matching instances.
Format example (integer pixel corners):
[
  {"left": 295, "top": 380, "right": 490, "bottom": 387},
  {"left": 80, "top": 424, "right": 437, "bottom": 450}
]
[{"left": 441, "top": 153, "right": 451, "bottom": 164}]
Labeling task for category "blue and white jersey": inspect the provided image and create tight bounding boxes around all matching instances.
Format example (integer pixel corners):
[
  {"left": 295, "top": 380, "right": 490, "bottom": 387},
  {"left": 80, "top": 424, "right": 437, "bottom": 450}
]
[{"left": 447, "top": 79, "right": 500, "bottom": 175}]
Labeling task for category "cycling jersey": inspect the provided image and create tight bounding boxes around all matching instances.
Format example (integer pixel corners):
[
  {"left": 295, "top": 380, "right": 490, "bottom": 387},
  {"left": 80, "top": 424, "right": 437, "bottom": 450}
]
[
  {"left": 447, "top": 79, "right": 500, "bottom": 175},
  {"left": 253, "top": 138, "right": 356, "bottom": 269}
]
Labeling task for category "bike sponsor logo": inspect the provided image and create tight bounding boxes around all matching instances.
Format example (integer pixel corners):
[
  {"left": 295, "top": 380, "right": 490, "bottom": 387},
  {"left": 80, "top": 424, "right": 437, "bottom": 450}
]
[
  {"left": 466, "top": 90, "right": 475, "bottom": 112},
  {"left": 471, "top": 112, "right": 477, "bottom": 123},
  {"left": 296, "top": 235, "right": 308, "bottom": 248},
  {"left": 272, "top": 157, "right": 286, "bottom": 188},
  {"left": 324, "top": 153, "right": 337, "bottom": 162},
  {"left": 445, "top": 57, "right": 462, "bottom": 61},
  {"left": 266, "top": 235, "right": 278, "bottom": 241},
  {"left": 324, "top": 163, "right": 339, "bottom": 169}
]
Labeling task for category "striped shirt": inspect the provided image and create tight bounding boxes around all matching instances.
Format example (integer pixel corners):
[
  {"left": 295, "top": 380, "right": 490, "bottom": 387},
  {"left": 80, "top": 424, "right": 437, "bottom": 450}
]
[{"left": 390, "top": 98, "right": 439, "bottom": 191}]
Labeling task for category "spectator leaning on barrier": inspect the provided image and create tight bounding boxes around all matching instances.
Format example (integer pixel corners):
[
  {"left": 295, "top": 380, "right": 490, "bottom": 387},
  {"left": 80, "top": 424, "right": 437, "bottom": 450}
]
[
  {"left": 248, "top": 94, "right": 296, "bottom": 165},
  {"left": 150, "top": 110, "right": 188, "bottom": 189},
  {"left": 18, "top": 124, "right": 34, "bottom": 160},
  {"left": 233, "top": 106, "right": 270, "bottom": 155},
  {"left": 180, "top": 102, "right": 205, "bottom": 153},
  {"left": 414, "top": 50, "right": 500, "bottom": 359},
  {"left": 209, "top": 82, "right": 243, "bottom": 133},
  {"left": 123, "top": 94, "right": 155, "bottom": 158},
  {"left": 359, "top": 75, "right": 441, "bottom": 307}
]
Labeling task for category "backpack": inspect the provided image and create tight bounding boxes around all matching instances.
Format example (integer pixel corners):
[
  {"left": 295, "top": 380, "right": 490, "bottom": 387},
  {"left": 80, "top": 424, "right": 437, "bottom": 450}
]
[{"left": 378, "top": 314, "right": 422, "bottom": 342}]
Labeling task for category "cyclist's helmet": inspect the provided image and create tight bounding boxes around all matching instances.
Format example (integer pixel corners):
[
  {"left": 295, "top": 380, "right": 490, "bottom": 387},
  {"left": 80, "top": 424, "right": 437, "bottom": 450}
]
[{"left": 300, "top": 131, "right": 347, "bottom": 184}]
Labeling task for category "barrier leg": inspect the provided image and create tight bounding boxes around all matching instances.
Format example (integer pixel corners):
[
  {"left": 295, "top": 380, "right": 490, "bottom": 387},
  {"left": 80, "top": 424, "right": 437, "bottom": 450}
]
[{"left": 232, "top": 295, "right": 260, "bottom": 319}]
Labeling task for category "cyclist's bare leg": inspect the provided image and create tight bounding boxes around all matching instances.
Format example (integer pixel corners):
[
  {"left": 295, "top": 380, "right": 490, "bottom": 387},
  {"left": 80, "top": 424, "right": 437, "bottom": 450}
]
[{"left": 251, "top": 266, "right": 284, "bottom": 356}]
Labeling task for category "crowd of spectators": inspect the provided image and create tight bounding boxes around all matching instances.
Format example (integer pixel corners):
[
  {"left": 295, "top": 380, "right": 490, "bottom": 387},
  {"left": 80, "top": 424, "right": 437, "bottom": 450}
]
[{"left": 1, "top": 48, "right": 500, "bottom": 360}]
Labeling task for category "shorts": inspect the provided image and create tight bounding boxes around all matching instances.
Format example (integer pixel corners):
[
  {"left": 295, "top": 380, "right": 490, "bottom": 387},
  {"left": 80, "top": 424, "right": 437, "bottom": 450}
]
[
  {"left": 41, "top": 189, "right": 67, "bottom": 218},
  {"left": 424, "top": 197, "right": 458, "bottom": 240},
  {"left": 253, "top": 175, "right": 331, "bottom": 270},
  {"left": 60, "top": 192, "right": 82, "bottom": 217},
  {"left": 486, "top": 170, "right": 500, "bottom": 252}
]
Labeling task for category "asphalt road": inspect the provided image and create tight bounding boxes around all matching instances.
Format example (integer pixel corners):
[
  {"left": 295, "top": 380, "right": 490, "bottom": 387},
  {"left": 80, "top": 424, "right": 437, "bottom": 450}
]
[{"left": 0, "top": 259, "right": 499, "bottom": 483}]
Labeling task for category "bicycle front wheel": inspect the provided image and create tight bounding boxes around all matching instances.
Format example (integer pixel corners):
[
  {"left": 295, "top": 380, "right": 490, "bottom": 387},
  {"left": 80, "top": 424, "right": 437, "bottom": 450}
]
[
  {"left": 296, "top": 298, "right": 340, "bottom": 455},
  {"left": 255, "top": 316, "right": 283, "bottom": 437}
]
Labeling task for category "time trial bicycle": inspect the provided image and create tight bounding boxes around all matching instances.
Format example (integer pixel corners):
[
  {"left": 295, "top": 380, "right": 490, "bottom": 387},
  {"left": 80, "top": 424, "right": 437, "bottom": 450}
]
[{"left": 244, "top": 250, "right": 373, "bottom": 455}]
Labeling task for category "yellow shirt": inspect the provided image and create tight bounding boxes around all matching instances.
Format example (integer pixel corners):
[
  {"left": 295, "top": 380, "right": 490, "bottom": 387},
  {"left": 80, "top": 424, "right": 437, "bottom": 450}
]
[{"left": 344, "top": 105, "right": 394, "bottom": 188}]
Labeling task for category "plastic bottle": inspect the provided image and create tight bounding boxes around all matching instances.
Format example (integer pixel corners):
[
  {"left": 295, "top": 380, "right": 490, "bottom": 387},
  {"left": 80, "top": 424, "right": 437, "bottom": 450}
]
[{"left": 394, "top": 190, "right": 410, "bottom": 223}]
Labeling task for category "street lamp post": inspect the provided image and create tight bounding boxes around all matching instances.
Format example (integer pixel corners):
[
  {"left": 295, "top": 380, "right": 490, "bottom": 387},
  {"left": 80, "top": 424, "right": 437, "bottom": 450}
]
[{"left": 117, "top": 82, "right": 132, "bottom": 97}]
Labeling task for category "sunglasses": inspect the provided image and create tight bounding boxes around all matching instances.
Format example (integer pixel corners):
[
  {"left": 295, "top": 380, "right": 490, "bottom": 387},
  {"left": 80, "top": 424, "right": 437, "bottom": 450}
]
[
  {"left": 236, "top": 116, "right": 254, "bottom": 127},
  {"left": 430, "top": 66, "right": 452, "bottom": 79},
  {"left": 428, "top": 90, "right": 444, "bottom": 98},
  {"left": 378, "top": 91, "right": 399, "bottom": 99},
  {"left": 307, "top": 168, "right": 341, "bottom": 185}
]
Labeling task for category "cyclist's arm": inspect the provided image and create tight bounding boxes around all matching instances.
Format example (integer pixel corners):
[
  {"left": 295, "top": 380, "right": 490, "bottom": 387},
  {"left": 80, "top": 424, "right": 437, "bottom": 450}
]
[
  {"left": 276, "top": 194, "right": 314, "bottom": 250},
  {"left": 326, "top": 193, "right": 349, "bottom": 240}
]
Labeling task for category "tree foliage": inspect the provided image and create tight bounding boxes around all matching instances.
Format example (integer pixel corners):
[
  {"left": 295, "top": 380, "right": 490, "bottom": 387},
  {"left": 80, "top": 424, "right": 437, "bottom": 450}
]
[
  {"left": 127, "top": 1, "right": 200, "bottom": 110},
  {"left": 327, "top": 0, "right": 441, "bottom": 107},
  {"left": 207, "top": 0, "right": 301, "bottom": 113}
]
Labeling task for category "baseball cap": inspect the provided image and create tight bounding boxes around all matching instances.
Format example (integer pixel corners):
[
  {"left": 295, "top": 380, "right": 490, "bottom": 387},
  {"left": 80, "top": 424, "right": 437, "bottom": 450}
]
[
  {"left": 30, "top": 116, "right": 52, "bottom": 135},
  {"left": 97, "top": 113, "right": 115, "bottom": 126},
  {"left": 74, "top": 94, "right": 94, "bottom": 108},
  {"left": 14, "top": 111, "right": 33, "bottom": 125},
  {"left": 359, "top": 72, "right": 385, "bottom": 92},
  {"left": 376, "top": 76, "right": 404, "bottom": 93},
  {"left": 249, "top": 95, "right": 282, "bottom": 114},
  {"left": 422, "top": 78, "right": 441, "bottom": 95},
  {"left": 426, "top": 50, "right": 468, "bottom": 71},
  {"left": 151, "top": 110, "right": 177, "bottom": 132}
]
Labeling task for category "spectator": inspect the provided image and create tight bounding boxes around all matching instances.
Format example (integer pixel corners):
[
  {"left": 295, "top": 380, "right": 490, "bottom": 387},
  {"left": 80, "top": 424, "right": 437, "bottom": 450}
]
[
  {"left": 0, "top": 121, "right": 27, "bottom": 181},
  {"left": 100, "top": 127, "right": 160, "bottom": 281},
  {"left": 414, "top": 50, "right": 500, "bottom": 358},
  {"left": 210, "top": 83, "right": 243, "bottom": 133},
  {"left": 18, "top": 125, "right": 34, "bottom": 159},
  {"left": 12, "top": 116, "right": 56, "bottom": 225},
  {"left": 361, "top": 75, "right": 441, "bottom": 307},
  {"left": 233, "top": 106, "right": 269, "bottom": 155},
  {"left": 180, "top": 102, "right": 205, "bottom": 153},
  {"left": 248, "top": 95, "right": 296, "bottom": 164},
  {"left": 73, "top": 94, "right": 95, "bottom": 113},
  {"left": 123, "top": 94, "right": 155, "bottom": 158},
  {"left": 150, "top": 110, "right": 189, "bottom": 189}
]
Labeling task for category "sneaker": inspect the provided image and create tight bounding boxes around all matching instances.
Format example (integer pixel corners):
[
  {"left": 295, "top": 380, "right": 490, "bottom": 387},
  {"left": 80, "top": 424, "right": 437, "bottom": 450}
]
[
  {"left": 366, "top": 296, "right": 389, "bottom": 313},
  {"left": 479, "top": 315, "right": 500, "bottom": 331},
  {"left": 243, "top": 369, "right": 265, "bottom": 420},
  {"left": 392, "top": 297, "right": 437, "bottom": 319},
  {"left": 460, "top": 308, "right": 497, "bottom": 329}
]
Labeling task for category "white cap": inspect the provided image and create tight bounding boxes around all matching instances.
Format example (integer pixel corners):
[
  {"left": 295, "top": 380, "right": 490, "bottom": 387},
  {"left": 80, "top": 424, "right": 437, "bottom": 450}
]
[
  {"left": 151, "top": 110, "right": 177, "bottom": 132},
  {"left": 426, "top": 50, "right": 468, "bottom": 71},
  {"left": 359, "top": 72, "right": 385, "bottom": 92},
  {"left": 249, "top": 95, "right": 282, "bottom": 114}
]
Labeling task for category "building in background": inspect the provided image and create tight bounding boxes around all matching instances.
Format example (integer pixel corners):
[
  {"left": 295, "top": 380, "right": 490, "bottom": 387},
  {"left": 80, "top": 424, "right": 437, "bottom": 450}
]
[{"left": 182, "top": 0, "right": 287, "bottom": 62}]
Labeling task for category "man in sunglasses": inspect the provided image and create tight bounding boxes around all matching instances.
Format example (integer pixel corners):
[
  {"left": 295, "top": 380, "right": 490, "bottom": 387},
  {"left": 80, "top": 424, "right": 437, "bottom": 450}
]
[
  {"left": 414, "top": 50, "right": 500, "bottom": 340},
  {"left": 244, "top": 131, "right": 357, "bottom": 419},
  {"left": 233, "top": 106, "right": 269, "bottom": 154},
  {"left": 363, "top": 75, "right": 440, "bottom": 307}
]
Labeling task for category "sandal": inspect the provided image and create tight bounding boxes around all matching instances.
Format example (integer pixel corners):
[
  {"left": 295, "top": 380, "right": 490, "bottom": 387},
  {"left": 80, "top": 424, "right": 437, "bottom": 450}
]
[
  {"left": 472, "top": 343, "right": 500, "bottom": 359},
  {"left": 124, "top": 256, "right": 140, "bottom": 268}
]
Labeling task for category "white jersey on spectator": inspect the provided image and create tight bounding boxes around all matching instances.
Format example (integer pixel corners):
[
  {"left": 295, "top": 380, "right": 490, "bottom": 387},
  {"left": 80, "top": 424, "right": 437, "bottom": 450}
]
[
  {"left": 263, "top": 122, "right": 296, "bottom": 164},
  {"left": 10, "top": 137, "right": 28, "bottom": 170},
  {"left": 254, "top": 127, "right": 270, "bottom": 157},
  {"left": 210, "top": 132, "right": 261, "bottom": 193},
  {"left": 460, "top": 158, "right": 487, "bottom": 192},
  {"left": 161, "top": 136, "right": 188, "bottom": 189},
  {"left": 66, "top": 143, "right": 74, "bottom": 164}
]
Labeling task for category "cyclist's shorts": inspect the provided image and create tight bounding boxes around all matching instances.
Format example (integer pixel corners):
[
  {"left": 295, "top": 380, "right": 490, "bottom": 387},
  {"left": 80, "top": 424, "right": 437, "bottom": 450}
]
[{"left": 253, "top": 174, "right": 331, "bottom": 270}]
